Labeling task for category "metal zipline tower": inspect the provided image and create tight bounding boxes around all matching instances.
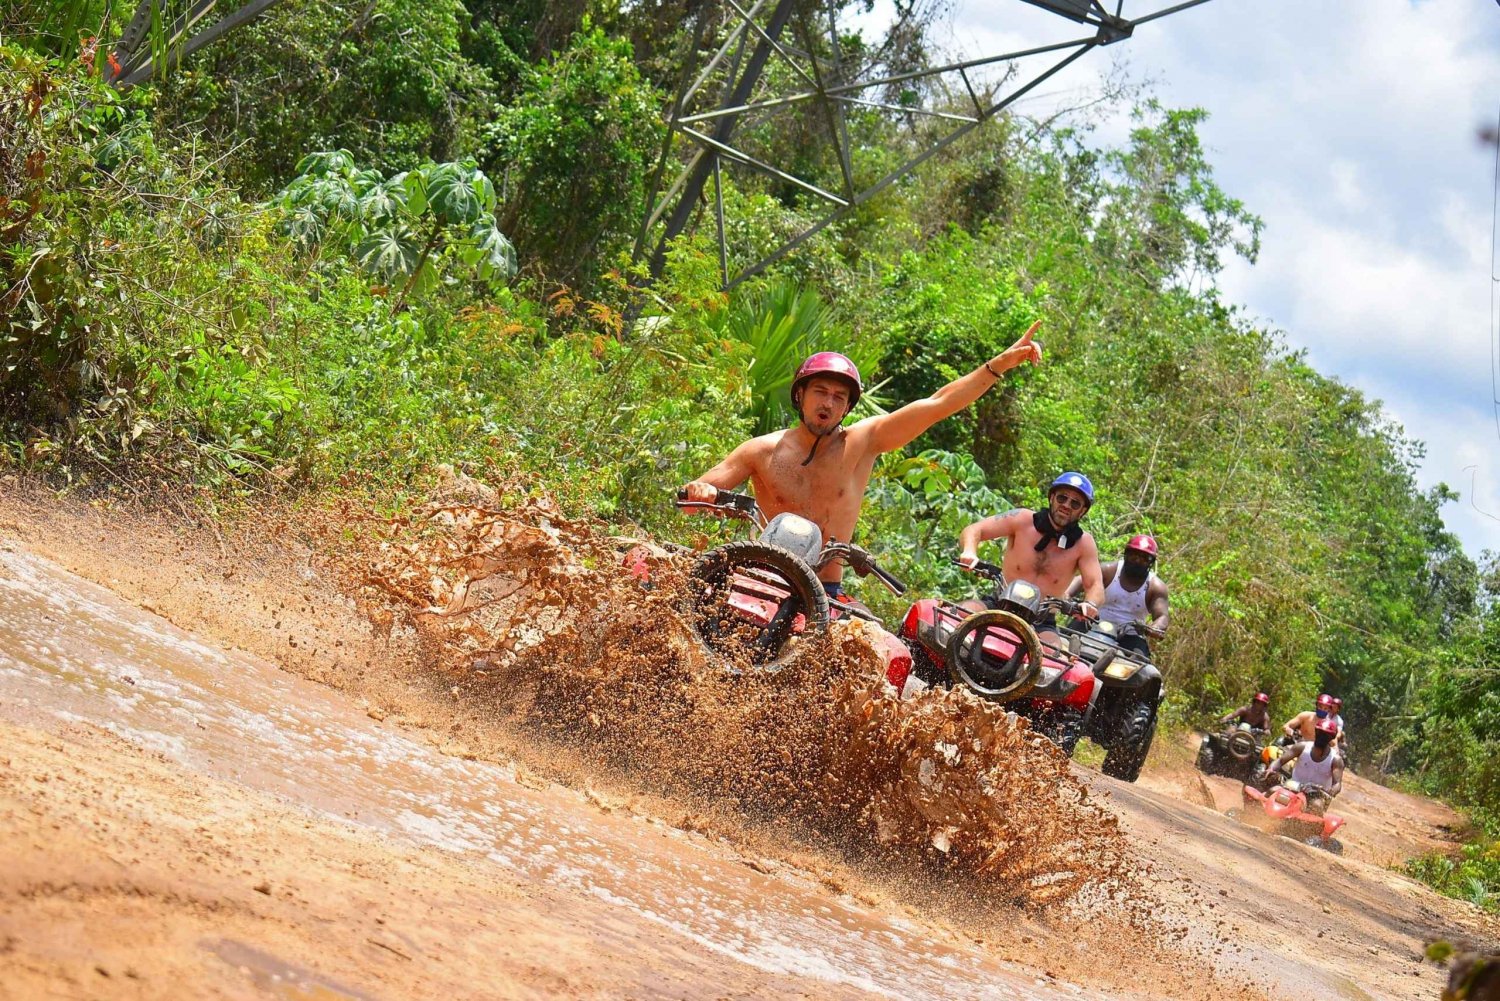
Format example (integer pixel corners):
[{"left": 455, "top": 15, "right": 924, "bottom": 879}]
[
  {"left": 105, "top": 0, "right": 290, "bottom": 90},
  {"left": 635, "top": 0, "right": 1215, "bottom": 288}
]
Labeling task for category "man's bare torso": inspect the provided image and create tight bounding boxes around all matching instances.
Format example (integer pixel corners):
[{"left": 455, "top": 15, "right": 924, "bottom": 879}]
[
  {"left": 1286, "top": 711, "right": 1318, "bottom": 740},
  {"left": 1000, "top": 510, "right": 1092, "bottom": 598},
  {"left": 745, "top": 425, "right": 879, "bottom": 582},
  {"left": 1235, "top": 705, "right": 1270, "bottom": 729}
]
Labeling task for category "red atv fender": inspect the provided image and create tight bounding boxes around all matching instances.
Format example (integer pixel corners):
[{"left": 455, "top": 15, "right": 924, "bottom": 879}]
[
  {"left": 623, "top": 544, "right": 911, "bottom": 691},
  {"left": 899, "top": 597, "right": 1096, "bottom": 709},
  {"left": 1241, "top": 782, "right": 1345, "bottom": 842}
]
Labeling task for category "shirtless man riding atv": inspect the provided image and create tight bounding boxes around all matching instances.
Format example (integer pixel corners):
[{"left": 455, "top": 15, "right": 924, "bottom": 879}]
[
  {"left": 953, "top": 473, "right": 1106, "bottom": 636},
  {"left": 1281, "top": 693, "right": 1337, "bottom": 743},
  {"left": 681, "top": 323, "right": 1044, "bottom": 597},
  {"left": 1220, "top": 691, "right": 1272, "bottom": 730}
]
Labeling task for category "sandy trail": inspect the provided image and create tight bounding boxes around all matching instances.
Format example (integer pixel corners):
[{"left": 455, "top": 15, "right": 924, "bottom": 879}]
[{"left": 0, "top": 488, "right": 1495, "bottom": 1000}]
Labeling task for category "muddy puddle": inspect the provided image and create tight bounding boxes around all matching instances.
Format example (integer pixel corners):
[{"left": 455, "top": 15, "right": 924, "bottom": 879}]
[{"left": 0, "top": 541, "right": 1163, "bottom": 1000}]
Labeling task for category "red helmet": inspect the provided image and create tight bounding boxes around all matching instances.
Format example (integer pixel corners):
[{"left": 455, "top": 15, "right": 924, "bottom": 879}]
[
  {"left": 1253, "top": 692, "right": 1269, "bottom": 704},
  {"left": 1315, "top": 693, "right": 1334, "bottom": 711},
  {"left": 1125, "top": 534, "right": 1158, "bottom": 564},
  {"left": 1331, "top": 697, "right": 1343, "bottom": 712},
  {"left": 1314, "top": 717, "right": 1340, "bottom": 738},
  {"left": 791, "top": 352, "right": 862, "bottom": 409}
]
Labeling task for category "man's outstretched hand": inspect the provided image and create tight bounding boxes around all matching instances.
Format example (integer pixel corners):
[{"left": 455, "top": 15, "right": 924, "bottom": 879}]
[{"left": 991, "top": 320, "right": 1044, "bottom": 374}]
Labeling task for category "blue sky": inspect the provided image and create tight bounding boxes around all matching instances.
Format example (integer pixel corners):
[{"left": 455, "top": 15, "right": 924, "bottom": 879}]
[{"left": 856, "top": 0, "right": 1500, "bottom": 556}]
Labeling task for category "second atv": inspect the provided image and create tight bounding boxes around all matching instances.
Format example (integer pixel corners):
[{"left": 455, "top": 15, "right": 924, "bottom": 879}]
[{"left": 898, "top": 560, "right": 1164, "bottom": 781}]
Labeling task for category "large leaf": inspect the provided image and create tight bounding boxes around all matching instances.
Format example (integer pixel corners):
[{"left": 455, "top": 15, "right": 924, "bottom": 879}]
[
  {"left": 710, "top": 280, "right": 880, "bottom": 435},
  {"left": 283, "top": 204, "right": 326, "bottom": 249},
  {"left": 294, "top": 149, "right": 356, "bottom": 180},
  {"left": 462, "top": 222, "right": 517, "bottom": 281},
  {"left": 359, "top": 177, "right": 410, "bottom": 227},
  {"left": 399, "top": 169, "right": 428, "bottom": 218},
  {"left": 355, "top": 227, "right": 422, "bottom": 281},
  {"left": 426, "top": 162, "right": 491, "bottom": 226}
]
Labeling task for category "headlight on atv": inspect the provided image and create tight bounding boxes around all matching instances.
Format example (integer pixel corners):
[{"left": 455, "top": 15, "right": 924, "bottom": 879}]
[{"left": 1103, "top": 660, "right": 1141, "bottom": 680}]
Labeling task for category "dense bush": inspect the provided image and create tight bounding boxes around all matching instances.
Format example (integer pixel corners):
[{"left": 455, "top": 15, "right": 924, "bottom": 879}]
[
  {"left": 483, "top": 25, "right": 663, "bottom": 284},
  {"left": 1407, "top": 841, "right": 1500, "bottom": 915},
  {"left": 153, "top": 0, "right": 494, "bottom": 193}
]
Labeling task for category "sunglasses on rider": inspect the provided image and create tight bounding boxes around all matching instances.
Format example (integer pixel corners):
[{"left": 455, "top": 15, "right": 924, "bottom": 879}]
[{"left": 1051, "top": 492, "right": 1087, "bottom": 511}]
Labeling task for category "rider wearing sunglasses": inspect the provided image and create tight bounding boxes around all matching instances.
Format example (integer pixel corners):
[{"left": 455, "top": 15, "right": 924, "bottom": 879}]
[{"left": 956, "top": 472, "right": 1105, "bottom": 638}]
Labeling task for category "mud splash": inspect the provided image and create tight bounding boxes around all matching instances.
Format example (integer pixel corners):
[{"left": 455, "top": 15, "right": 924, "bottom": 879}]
[{"left": 362, "top": 496, "right": 1149, "bottom": 917}]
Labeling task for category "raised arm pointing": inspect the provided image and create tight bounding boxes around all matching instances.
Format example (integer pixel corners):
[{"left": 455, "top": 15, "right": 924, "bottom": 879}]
[{"left": 864, "top": 322, "right": 1042, "bottom": 455}]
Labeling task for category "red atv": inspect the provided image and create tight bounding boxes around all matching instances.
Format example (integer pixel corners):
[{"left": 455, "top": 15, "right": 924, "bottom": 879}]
[
  {"left": 897, "top": 560, "right": 1164, "bottom": 781},
  {"left": 624, "top": 489, "right": 912, "bottom": 685},
  {"left": 1237, "top": 779, "right": 1345, "bottom": 854}
]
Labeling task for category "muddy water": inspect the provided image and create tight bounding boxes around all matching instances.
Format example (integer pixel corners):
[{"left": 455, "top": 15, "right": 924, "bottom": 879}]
[{"left": 0, "top": 543, "right": 1139, "bottom": 1000}]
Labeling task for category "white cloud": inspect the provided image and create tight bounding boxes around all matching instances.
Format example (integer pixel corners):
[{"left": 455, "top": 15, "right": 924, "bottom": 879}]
[
  {"left": 1217, "top": 208, "right": 1492, "bottom": 397},
  {"left": 1327, "top": 160, "right": 1366, "bottom": 214}
]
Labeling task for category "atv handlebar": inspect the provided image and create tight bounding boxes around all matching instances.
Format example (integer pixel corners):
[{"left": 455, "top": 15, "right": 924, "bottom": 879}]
[
  {"left": 675, "top": 488, "right": 763, "bottom": 522},
  {"left": 952, "top": 559, "right": 1096, "bottom": 617},
  {"left": 1123, "top": 620, "right": 1166, "bottom": 639},
  {"left": 824, "top": 541, "right": 906, "bottom": 596},
  {"left": 953, "top": 558, "right": 1005, "bottom": 580},
  {"left": 673, "top": 490, "right": 905, "bottom": 596}
]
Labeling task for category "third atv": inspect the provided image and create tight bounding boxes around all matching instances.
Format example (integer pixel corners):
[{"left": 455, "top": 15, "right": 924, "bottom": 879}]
[{"left": 1197, "top": 722, "right": 1272, "bottom": 784}]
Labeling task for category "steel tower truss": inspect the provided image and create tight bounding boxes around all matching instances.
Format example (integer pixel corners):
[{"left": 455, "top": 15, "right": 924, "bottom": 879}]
[{"left": 636, "top": 0, "right": 1214, "bottom": 288}]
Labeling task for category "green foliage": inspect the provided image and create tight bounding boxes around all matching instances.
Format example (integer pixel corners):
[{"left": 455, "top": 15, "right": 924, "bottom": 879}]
[
  {"left": 153, "top": 0, "right": 493, "bottom": 192},
  {"left": 1407, "top": 841, "right": 1500, "bottom": 914},
  {"left": 874, "top": 235, "right": 1047, "bottom": 472},
  {"left": 705, "top": 278, "right": 882, "bottom": 436},
  {"left": 2, "top": 46, "right": 175, "bottom": 434},
  {"left": 483, "top": 24, "right": 663, "bottom": 283},
  {"left": 2, "top": 2, "right": 111, "bottom": 60},
  {"left": 277, "top": 151, "right": 516, "bottom": 306},
  {"left": 861, "top": 448, "right": 1012, "bottom": 618}
]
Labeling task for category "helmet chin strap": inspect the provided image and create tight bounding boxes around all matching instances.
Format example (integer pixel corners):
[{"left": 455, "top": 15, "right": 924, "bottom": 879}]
[{"left": 795, "top": 393, "right": 845, "bottom": 465}]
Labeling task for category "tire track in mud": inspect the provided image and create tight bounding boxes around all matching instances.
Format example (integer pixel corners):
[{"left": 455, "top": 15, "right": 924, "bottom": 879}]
[{"left": 358, "top": 496, "right": 1240, "bottom": 995}]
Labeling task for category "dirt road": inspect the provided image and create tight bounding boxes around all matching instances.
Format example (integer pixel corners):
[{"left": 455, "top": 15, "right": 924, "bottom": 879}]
[{"left": 0, "top": 490, "right": 1494, "bottom": 999}]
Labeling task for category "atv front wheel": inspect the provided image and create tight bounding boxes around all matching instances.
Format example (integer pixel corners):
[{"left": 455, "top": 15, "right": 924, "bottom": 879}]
[
  {"left": 1195, "top": 745, "right": 1215, "bottom": 775},
  {"left": 686, "top": 541, "right": 830, "bottom": 673},
  {"left": 945, "top": 609, "right": 1043, "bottom": 702},
  {"left": 1101, "top": 699, "right": 1158, "bottom": 782},
  {"left": 1305, "top": 835, "right": 1344, "bottom": 855}
]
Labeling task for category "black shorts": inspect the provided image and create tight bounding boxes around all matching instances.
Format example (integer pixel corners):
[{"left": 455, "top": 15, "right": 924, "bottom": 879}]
[{"left": 1117, "top": 632, "right": 1151, "bottom": 658}]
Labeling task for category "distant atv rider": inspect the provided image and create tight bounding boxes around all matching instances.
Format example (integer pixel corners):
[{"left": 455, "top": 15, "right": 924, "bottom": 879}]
[
  {"left": 955, "top": 472, "right": 1105, "bottom": 633},
  {"left": 1282, "top": 693, "right": 1337, "bottom": 744},
  {"left": 1067, "top": 533, "right": 1169, "bottom": 658},
  {"left": 1220, "top": 691, "right": 1272, "bottom": 730},
  {"left": 681, "top": 323, "right": 1044, "bottom": 597},
  {"left": 1264, "top": 717, "right": 1344, "bottom": 808}
]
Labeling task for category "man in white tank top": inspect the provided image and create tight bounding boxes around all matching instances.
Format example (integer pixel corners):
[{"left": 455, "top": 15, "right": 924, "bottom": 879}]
[
  {"left": 1264, "top": 718, "right": 1344, "bottom": 811},
  {"left": 1068, "top": 534, "right": 1169, "bottom": 658}
]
